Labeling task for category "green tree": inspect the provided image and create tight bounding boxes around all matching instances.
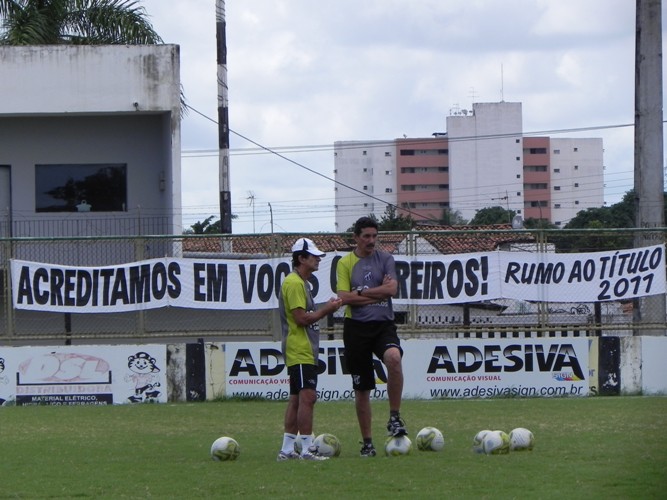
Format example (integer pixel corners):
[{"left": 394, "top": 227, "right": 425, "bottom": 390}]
[
  {"left": 564, "top": 190, "right": 636, "bottom": 230},
  {"left": 553, "top": 190, "right": 667, "bottom": 252},
  {"left": 344, "top": 206, "right": 415, "bottom": 232},
  {"left": 0, "top": 0, "right": 162, "bottom": 45},
  {"left": 469, "top": 206, "right": 515, "bottom": 226},
  {"left": 185, "top": 215, "right": 237, "bottom": 234},
  {"left": 439, "top": 208, "right": 467, "bottom": 225},
  {"left": 377, "top": 205, "right": 415, "bottom": 231}
]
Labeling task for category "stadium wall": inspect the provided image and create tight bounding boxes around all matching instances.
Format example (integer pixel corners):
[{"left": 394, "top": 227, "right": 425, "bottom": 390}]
[
  {"left": 0, "top": 337, "right": 664, "bottom": 406},
  {"left": 183, "top": 336, "right": 667, "bottom": 402}
]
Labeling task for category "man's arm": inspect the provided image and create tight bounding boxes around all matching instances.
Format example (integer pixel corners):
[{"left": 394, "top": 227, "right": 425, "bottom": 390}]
[
  {"left": 356, "top": 274, "right": 397, "bottom": 300},
  {"left": 292, "top": 297, "right": 342, "bottom": 327}
]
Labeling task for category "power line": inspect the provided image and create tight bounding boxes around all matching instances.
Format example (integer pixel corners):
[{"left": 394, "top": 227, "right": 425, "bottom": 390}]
[{"left": 182, "top": 103, "right": 640, "bottom": 224}]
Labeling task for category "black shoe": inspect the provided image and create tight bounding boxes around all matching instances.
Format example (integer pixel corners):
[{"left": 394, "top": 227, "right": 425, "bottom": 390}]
[
  {"left": 387, "top": 415, "right": 407, "bottom": 437},
  {"left": 359, "top": 442, "right": 377, "bottom": 457}
]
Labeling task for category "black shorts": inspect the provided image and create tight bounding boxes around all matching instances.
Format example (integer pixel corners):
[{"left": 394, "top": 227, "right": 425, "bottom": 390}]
[
  {"left": 287, "top": 364, "right": 318, "bottom": 395},
  {"left": 343, "top": 318, "right": 402, "bottom": 391}
]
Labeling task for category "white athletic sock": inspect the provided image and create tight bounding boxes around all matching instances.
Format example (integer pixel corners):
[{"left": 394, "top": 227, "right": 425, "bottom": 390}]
[
  {"left": 281, "top": 433, "right": 297, "bottom": 454},
  {"left": 299, "top": 434, "right": 314, "bottom": 454}
]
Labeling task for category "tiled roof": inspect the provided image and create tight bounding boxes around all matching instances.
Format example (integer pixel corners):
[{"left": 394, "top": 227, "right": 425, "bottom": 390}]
[
  {"left": 182, "top": 225, "right": 534, "bottom": 256},
  {"left": 182, "top": 234, "right": 352, "bottom": 255},
  {"left": 411, "top": 224, "right": 536, "bottom": 254}
]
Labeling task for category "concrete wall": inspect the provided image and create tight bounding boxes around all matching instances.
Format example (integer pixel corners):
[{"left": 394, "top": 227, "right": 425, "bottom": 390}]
[
  {"left": 0, "top": 45, "right": 180, "bottom": 115},
  {"left": 170, "top": 336, "right": 667, "bottom": 402}
]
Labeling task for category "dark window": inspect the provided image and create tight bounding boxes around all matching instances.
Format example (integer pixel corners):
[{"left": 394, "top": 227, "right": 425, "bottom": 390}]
[
  {"left": 35, "top": 163, "right": 127, "bottom": 212},
  {"left": 524, "top": 147, "right": 547, "bottom": 154},
  {"left": 400, "top": 149, "right": 447, "bottom": 156}
]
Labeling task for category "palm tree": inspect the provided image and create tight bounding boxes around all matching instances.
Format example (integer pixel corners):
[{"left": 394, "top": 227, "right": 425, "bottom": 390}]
[{"left": 0, "top": 0, "right": 162, "bottom": 45}]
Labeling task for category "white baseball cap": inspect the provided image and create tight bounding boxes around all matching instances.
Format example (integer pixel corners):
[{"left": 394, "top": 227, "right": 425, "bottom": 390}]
[{"left": 291, "top": 237, "right": 325, "bottom": 257}]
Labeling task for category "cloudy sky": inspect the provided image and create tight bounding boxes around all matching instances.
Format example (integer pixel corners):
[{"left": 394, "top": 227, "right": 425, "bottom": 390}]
[{"left": 140, "top": 0, "right": 665, "bottom": 234}]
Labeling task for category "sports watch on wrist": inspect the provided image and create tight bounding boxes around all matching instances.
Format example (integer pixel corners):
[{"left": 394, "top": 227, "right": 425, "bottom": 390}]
[{"left": 356, "top": 285, "right": 364, "bottom": 296}]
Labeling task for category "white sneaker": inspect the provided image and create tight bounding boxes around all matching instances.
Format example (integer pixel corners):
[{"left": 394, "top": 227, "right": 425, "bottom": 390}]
[
  {"left": 301, "top": 446, "right": 329, "bottom": 461},
  {"left": 301, "top": 451, "right": 329, "bottom": 461},
  {"left": 276, "top": 450, "right": 302, "bottom": 461}
]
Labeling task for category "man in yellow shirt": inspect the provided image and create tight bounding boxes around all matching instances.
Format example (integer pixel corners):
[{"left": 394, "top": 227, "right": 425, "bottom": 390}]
[{"left": 277, "top": 238, "right": 342, "bottom": 461}]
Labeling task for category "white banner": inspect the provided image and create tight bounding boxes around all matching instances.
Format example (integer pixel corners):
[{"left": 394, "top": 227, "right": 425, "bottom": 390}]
[
  {"left": 0, "top": 345, "right": 167, "bottom": 406},
  {"left": 10, "top": 244, "right": 665, "bottom": 312},
  {"left": 224, "top": 338, "right": 590, "bottom": 400}
]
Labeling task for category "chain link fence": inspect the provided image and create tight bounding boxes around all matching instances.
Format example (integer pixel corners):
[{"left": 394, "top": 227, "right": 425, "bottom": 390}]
[{"left": 1, "top": 228, "right": 665, "bottom": 344}]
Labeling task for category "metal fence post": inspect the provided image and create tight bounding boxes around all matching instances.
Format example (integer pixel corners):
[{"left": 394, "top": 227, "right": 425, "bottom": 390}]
[
  {"left": 135, "top": 236, "right": 146, "bottom": 336},
  {"left": 2, "top": 238, "right": 13, "bottom": 339}
]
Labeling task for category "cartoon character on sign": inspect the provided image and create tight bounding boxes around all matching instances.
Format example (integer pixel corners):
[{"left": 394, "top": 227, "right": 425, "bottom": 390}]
[
  {"left": 124, "top": 352, "right": 161, "bottom": 403},
  {"left": 0, "top": 357, "right": 8, "bottom": 405}
]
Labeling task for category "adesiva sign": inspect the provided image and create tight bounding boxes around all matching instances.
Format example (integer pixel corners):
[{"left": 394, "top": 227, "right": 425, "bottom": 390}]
[{"left": 224, "top": 338, "right": 590, "bottom": 401}]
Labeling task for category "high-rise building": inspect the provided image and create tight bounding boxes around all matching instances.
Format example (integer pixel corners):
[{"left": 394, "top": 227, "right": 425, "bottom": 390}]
[{"left": 334, "top": 102, "right": 604, "bottom": 230}]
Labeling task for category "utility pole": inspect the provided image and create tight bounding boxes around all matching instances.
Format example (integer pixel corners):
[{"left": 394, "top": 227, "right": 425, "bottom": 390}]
[
  {"left": 247, "top": 191, "right": 256, "bottom": 233},
  {"left": 268, "top": 203, "right": 274, "bottom": 234},
  {"left": 216, "top": 0, "right": 232, "bottom": 233},
  {"left": 634, "top": 0, "right": 664, "bottom": 334}
]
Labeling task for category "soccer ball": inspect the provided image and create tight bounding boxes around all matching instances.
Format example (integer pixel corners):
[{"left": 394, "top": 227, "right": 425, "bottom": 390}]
[
  {"left": 472, "top": 429, "right": 492, "bottom": 454},
  {"left": 210, "top": 436, "right": 240, "bottom": 461},
  {"left": 313, "top": 433, "right": 341, "bottom": 457},
  {"left": 509, "top": 427, "right": 535, "bottom": 451},
  {"left": 482, "top": 430, "right": 510, "bottom": 455},
  {"left": 384, "top": 435, "right": 413, "bottom": 456},
  {"left": 415, "top": 426, "right": 445, "bottom": 451}
]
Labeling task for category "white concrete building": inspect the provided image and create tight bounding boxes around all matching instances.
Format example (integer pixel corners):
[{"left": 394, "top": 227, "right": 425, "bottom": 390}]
[
  {"left": 334, "top": 101, "right": 605, "bottom": 229},
  {"left": 549, "top": 137, "right": 605, "bottom": 226},
  {"left": 334, "top": 140, "right": 397, "bottom": 231},
  {"left": 0, "top": 45, "right": 181, "bottom": 259},
  {"left": 446, "top": 102, "right": 524, "bottom": 222}
]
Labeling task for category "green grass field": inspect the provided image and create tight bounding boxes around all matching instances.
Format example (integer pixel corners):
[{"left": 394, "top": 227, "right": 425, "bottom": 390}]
[{"left": 1, "top": 397, "right": 666, "bottom": 499}]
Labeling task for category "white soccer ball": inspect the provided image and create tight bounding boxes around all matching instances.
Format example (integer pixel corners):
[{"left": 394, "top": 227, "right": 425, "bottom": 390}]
[
  {"left": 472, "top": 429, "right": 492, "bottom": 454},
  {"left": 509, "top": 427, "right": 535, "bottom": 451},
  {"left": 482, "top": 430, "right": 510, "bottom": 455},
  {"left": 415, "top": 426, "right": 445, "bottom": 451},
  {"left": 210, "top": 436, "right": 241, "bottom": 461},
  {"left": 384, "top": 435, "right": 413, "bottom": 456},
  {"left": 313, "top": 433, "right": 341, "bottom": 457}
]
